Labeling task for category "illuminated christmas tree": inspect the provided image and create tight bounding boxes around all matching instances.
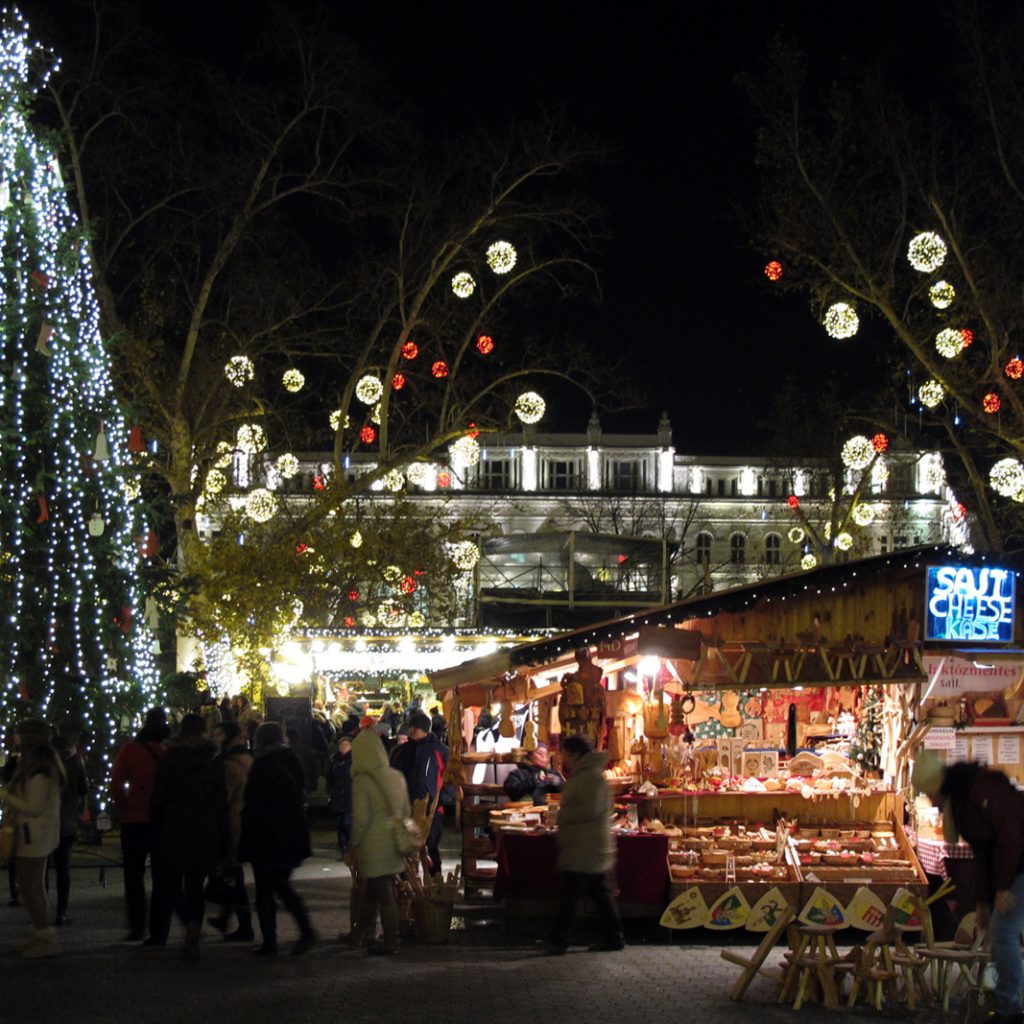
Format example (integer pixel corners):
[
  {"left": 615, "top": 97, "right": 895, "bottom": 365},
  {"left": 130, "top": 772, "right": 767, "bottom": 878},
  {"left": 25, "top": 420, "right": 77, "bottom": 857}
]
[
  {"left": 0, "top": 15, "right": 157, "bottom": 782},
  {"left": 849, "top": 685, "right": 884, "bottom": 772}
]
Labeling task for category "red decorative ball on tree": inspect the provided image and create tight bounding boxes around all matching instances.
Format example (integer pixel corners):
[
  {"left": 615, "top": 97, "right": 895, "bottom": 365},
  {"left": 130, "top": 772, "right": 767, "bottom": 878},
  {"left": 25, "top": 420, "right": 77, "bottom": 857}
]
[
  {"left": 476, "top": 334, "right": 494, "bottom": 354},
  {"left": 343, "top": 615, "right": 355, "bottom": 628},
  {"left": 360, "top": 425, "right": 376, "bottom": 443},
  {"left": 347, "top": 589, "right": 359, "bottom": 601},
  {"left": 295, "top": 542, "right": 309, "bottom": 555},
  {"left": 1005, "top": 358, "right": 1024, "bottom": 380},
  {"left": 763, "top": 260, "right": 783, "bottom": 281},
  {"left": 983, "top": 392, "right": 1002, "bottom": 414},
  {"left": 401, "top": 340, "right": 418, "bottom": 360},
  {"left": 466, "top": 422, "right": 480, "bottom": 439},
  {"left": 871, "top": 433, "right": 889, "bottom": 453},
  {"left": 431, "top": 360, "right": 448, "bottom": 379},
  {"left": 960, "top": 328, "right": 974, "bottom": 348},
  {"left": 392, "top": 372, "right": 406, "bottom": 390},
  {"left": 400, "top": 576, "right": 417, "bottom": 594},
  {"left": 312, "top": 474, "right": 325, "bottom": 490},
  {"left": 787, "top": 495, "right": 800, "bottom": 509},
  {"left": 437, "top": 471, "right": 451, "bottom": 488}
]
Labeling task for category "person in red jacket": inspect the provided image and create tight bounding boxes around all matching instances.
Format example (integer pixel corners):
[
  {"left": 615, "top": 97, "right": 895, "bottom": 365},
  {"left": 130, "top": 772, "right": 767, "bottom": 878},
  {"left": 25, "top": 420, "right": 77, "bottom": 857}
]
[
  {"left": 914, "top": 752, "right": 1024, "bottom": 1024},
  {"left": 109, "top": 708, "right": 169, "bottom": 942}
]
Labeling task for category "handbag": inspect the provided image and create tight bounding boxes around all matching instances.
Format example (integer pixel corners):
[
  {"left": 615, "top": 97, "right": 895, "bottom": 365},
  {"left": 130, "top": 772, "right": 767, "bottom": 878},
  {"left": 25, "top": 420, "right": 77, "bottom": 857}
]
[{"left": 367, "top": 772, "right": 421, "bottom": 857}]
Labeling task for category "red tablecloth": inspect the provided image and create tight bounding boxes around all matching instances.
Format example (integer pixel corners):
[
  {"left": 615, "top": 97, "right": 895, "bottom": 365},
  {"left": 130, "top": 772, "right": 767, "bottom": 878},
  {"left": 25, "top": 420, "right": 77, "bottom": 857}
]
[
  {"left": 493, "top": 829, "right": 668, "bottom": 906},
  {"left": 915, "top": 837, "right": 973, "bottom": 878}
]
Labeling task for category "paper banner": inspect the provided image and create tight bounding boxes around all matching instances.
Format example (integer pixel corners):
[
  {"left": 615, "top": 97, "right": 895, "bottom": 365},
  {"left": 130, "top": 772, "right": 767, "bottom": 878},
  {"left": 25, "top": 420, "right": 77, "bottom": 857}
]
[
  {"left": 798, "top": 886, "right": 848, "bottom": 929},
  {"left": 659, "top": 886, "right": 709, "bottom": 930},
  {"left": 845, "top": 886, "right": 887, "bottom": 932},
  {"left": 890, "top": 887, "right": 923, "bottom": 929},
  {"left": 746, "top": 887, "right": 791, "bottom": 933},
  {"left": 707, "top": 886, "right": 751, "bottom": 931}
]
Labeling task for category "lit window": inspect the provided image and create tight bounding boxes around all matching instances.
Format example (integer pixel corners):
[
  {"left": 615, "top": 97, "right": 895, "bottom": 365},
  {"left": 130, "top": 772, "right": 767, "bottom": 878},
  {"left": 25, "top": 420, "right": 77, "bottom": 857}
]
[
  {"left": 764, "top": 533, "right": 781, "bottom": 566},
  {"left": 730, "top": 533, "right": 746, "bottom": 564},
  {"left": 695, "top": 532, "right": 713, "bottom": 565}
]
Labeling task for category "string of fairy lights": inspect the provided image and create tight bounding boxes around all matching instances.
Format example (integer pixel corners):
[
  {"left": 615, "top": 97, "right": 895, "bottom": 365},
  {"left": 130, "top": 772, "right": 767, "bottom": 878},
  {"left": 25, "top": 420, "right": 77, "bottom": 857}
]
[{"left": 0, "top": 15, "right": 157, "bottom": 778}]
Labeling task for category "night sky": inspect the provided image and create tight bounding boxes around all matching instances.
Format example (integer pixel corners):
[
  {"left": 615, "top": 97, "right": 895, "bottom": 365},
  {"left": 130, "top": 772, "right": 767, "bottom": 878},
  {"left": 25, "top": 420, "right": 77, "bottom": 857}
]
[{"left": 34, "top": 0, "right": 963, "bottom": 454}]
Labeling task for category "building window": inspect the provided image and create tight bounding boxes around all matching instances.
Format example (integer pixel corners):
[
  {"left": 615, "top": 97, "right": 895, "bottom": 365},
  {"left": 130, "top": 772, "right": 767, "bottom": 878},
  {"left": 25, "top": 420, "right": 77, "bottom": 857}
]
[
  {"left": 544, "top": 459, "right": 580, "bottom": 490},
  {"left": 764, "top": 533, "right": 781, "bottom": 565},
  {"left": 609, "top": 460, "right": 641, "bottom": 491},
  {"left": 717, "top": 479, "right": 725, "bottom": 497},
  {"left": 695, "top": 532, "right": 713, "bottom": 565},
  {"left": 730, "top": 533, "right": 746, "bottom": 564},
  {"left": 480, "top": 458, "right": 511, "bottom": 490}
]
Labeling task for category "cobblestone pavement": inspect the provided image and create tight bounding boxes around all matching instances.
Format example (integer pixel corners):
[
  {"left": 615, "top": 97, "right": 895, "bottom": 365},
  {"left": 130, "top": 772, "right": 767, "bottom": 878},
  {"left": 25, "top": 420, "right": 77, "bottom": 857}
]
[{"left": 0, "top": 829, "right": 916, "bottom": 1024}]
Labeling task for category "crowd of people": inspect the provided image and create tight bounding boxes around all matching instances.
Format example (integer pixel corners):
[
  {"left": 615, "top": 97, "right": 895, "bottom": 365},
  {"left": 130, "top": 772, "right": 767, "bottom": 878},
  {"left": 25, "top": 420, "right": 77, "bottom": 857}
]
[{"left": 0, "top": 699, "right": 451, "bottom": 961}]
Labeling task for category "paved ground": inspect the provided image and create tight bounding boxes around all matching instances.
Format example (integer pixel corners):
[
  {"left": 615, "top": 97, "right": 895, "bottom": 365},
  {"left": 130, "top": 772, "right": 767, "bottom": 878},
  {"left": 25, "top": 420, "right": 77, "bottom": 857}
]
[{"left": 0, "top": 826, "right": 940, "bottom": 1024}]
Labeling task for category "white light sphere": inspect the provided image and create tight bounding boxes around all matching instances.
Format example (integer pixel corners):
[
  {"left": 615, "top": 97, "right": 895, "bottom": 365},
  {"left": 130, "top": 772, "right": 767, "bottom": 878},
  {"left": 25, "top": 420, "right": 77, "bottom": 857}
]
[
  {"left": 236, "top": 423, "right": 267, "bottom": 454},
  {"left": 935, "top": 328, "right": 965, "bottom": 359},
  {"left": 449, "top": 435, "right": 481, "bottom": 470},
  {"left": 283, "top": 368, "right": 305, "bottom": 392},
  {"left": 225, "top": 355, "right": 255, "bottom": 388},
  {"left": 800, "top": 553, "right": 818, "bottom": 570},
  {"left": 276, "top": 453, "right": 300, "bottom": 478},
  {"left": 245, "top": 488, "right": 277, "bottom": 523},
  {"left": 929, "top": 281, "right": 955, "bottom": 309},
  {"left": 451, "top": 271, "right": 476, "bottom": 298},
  {"left": 214, "top": 441, "right": 233, "bottom": 469},
  {"left": 841, "top": 435, "right": 874, "bottom": 470},
  {"left": 787, "top": 527, "right": 805, "bottom": 544},
  {"left": 350, "top": 530, "right": 363, "bottom": 548},
  {"left": 382, "top": 468, "right": 405, "bottom": 492},
  {"left": 383, "top": 565, "right": 403, "bottom": 584},
  {"left": 121, "top": 477, "right": 142, "bottom": 501},
  {"left": 835, "top": 531, "right": 854, "bottom": 551},
  {"left": 514, "top": 391, "right": 546, "bottom": 424},
  {"left": 823, "top": 302, "right": 859, "bottom": 339},
  {"left": 406, "top": 462, "right": 433, "bottom": 486},
  {"left": 329, "top": 409, "right": 350, "bottom": 432},
  {"left": 355, "top": 374, "right": 383, "bottom": 405},
  {"left": 990, "top": 458, "right": 1024, "bottom": 497},
  {"left": 408, "top": 611, "right": 426, "bottom": 628},
  {"left": 852, "top": 503, "right": 876, "bottom": 526},
  {"left": 448, "top": 539, "right": 480, "bottom": 570},
  {"left": 907, "top": 232, "right": 947, "bottom": 273},
  {"left": 205, "top": 469, "right": 226, "bottom": 495},
  {"left": 918, "top": 380, "right": 945, "bottom": 408},
  {"left": 486, "top": 240, "right": 517, "bottom": 274}
]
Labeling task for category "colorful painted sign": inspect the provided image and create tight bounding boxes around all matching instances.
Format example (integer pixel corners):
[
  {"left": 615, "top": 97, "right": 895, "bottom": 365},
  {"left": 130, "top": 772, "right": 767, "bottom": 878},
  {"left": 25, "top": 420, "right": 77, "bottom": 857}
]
[
  {"left": 925, "top": 565, "right": 1015, "bottom": 643},
  {"left": 659, "top": 886, "right": 709, "bottom": 930},
  {"left": 798, "top": 886, "right": 848, "bottom": 929},
  {"left": 746, "top": 888, "right": 791, "bottom": 933},
  {"left": 845, "top": 887, "right": 887, "bottom": 932},
  {"left": 707, "top": 887, "right": 751, "bottom": 930}
]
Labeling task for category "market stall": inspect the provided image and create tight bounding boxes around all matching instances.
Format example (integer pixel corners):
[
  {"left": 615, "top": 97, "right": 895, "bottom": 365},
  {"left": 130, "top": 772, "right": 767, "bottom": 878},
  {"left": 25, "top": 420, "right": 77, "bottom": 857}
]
[{"left": 430, "top": 545, "right": 1021, "bottom": 927}]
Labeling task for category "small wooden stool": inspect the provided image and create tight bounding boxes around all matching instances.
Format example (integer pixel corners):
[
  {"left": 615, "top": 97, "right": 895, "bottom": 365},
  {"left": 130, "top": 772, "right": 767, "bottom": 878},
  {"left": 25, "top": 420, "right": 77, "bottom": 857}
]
[{"left": 782, "top": 924, "right": 844, "bottom": 1010}]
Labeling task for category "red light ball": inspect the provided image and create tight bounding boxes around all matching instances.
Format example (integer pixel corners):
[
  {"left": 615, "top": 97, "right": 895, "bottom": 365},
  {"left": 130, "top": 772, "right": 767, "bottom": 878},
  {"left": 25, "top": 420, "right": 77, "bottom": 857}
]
[
  {"left": 312, "top": 474, "right": 325, "bottom": 491},
  {"left": 392, "top": 373, "right": 406, "bottom": 390},
  {"left": 960, "top": 329, "right": 974, "bottom": 348},
  {"left": 400, "top": 576, "right": 417, "bottom": 594},
  {"left": 952, "top": 503, "right": 967, "bottom": 523},
  {"left": 983, "top": 392, "right": 1001, "bottom": 414},
  {"left": 343, "top": 616, "right": 355, "bottom": 628},
  {"left": 466, "top": 422, "right": 480, "bottom": 439},
  {"left": 437, "top": 471, "right": 451, "bottom": 488},
  {"left": 764, "top": 260, "right": 783, "bottom": 281},
  {"left": 360, "top": 425, "right": 376, "bottom": 443},
  {"left": 476, "top": 334, "right": 494, "bottom": 354},
  {"left": 871, "top": 433, "right": 889, "bottom": 453},
  {"left": 1005, "top": 358, "right": 1024, "bottom": 380},
  {"left": 401, "top": 341, "right": 418, "bottom": 360},
  {"left": 295, "top": 542, "right": 309, "bottom": 555},
  {"left": 787, "top": 495, "right": 799, "bottom": 509},
  {"left": 347, "top": 589, "right": 359, "bottom": 601},
  {"left": 431, "top": 360, "right": 448, "bottom": 379}
]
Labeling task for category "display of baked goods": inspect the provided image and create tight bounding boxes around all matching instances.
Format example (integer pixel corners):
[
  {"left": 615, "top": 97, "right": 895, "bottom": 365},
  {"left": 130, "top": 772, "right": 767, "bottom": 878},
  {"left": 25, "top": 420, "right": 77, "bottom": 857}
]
[
  {"left": 789, "top": 822, "right": 922, "bottom": 884},
  {"left": 664, "top": 821, "right": 794, "bottom": 883}
]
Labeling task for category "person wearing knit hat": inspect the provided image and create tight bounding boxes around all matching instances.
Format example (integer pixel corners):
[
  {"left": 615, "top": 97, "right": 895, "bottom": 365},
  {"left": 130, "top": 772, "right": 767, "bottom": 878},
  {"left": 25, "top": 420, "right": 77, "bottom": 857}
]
[
  {"left": 914, "top": 749, "right": 1024, "bottom": 1024},
  {"left": 398, "top": 710, "right": 448, "bottom": 877},
  {"left": 0, "top": 719, "right": 64, "bottom": 958}
]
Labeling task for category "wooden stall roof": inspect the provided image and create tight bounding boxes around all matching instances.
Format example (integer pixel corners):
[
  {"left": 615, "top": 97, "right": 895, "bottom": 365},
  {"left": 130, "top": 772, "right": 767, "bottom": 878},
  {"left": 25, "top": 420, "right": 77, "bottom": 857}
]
[{"left": 430, "top": 544, "right": 1021, "bottom": 698}]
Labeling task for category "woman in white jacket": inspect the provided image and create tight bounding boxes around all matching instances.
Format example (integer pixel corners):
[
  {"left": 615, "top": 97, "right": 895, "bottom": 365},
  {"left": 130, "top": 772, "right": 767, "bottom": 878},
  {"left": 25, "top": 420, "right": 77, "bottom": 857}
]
[
  {"left": 347, "top": 729, "right": 410, "bottom": 954},
  {"left": 0, "top": 718, "right": 64, "bottom": 958}
]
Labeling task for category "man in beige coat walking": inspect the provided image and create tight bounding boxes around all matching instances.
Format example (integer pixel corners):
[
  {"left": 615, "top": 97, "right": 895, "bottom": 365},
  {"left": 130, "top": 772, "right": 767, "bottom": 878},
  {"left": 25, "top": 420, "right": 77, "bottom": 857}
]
[{"left": 549, "top": 734, "right": 624, "bottom": 954}]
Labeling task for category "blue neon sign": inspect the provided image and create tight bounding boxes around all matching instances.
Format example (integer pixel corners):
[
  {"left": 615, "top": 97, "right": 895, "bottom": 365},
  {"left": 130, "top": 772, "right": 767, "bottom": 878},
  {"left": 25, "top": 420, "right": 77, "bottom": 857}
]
[{"left": 925, "top": 565, "right": 1015, "bottom": 642}]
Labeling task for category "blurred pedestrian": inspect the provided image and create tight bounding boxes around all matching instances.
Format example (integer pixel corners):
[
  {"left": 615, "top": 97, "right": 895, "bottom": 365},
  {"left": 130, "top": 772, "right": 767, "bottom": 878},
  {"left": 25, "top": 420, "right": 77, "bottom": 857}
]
[
  {"left": 150, "top": 714, "right": 229, "bottom": 960},
  {"left": 3, "top": 727, "right": 20, "bottom": 905},
  {"left": 548, "top": 734, "right": 624, "bottom": 955},
  {"left": 328, "top": 736, "right": 353, "bottom": 860},
  {"left": 109, "top": 707, "right": 169, "bottom": 942},
  {"left": 398, "top": 711, "right": 447, "bottom": 876},
  {"left": 50, "top": 728, "right": 87, "bottom": 926},
  {"left": 0, "top": 719, "right": 65, "bottom": 958},
  {"left": 347, "top": 728, "right": 410, "bottom": 955},
  {"left": 208, "top": 720, "right": 254, "bottom": 942},
  {"left": 239, "top": 722, "right": 316, "bottom": 957}
]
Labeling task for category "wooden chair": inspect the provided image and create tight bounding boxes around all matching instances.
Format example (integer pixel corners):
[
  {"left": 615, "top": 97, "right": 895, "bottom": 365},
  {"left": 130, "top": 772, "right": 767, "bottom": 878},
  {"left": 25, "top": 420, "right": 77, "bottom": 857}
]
[
  {"left": 720, "top": 904, "right": 796, "bottom": 1001},
  {"left": 915, "top": 910, "right": 988, "bottom": 1012},
  {"left": 783, "top": 923, "right": 845, "bottom": 1010},
  {"left": 846, "top": 937, "right": 900, "bottom": 1012}
]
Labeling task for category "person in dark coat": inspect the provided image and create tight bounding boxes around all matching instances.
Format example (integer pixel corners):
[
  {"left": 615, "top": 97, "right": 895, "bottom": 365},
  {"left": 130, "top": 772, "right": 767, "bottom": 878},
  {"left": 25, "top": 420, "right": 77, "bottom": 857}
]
[
  {"left": 503, "top": 744, "right": 564, "bottom": 806},
  {"left": 400, "top": 712, "right": 448, "bottom": 876},
  {"left": 328, "top": 736, "right": 354, "bottom": 858},
  {"left": 50, "top": 730, "right": 88, "bottom": 925},
  {"left": 149, "top": 714, "right": 228, "bottom": 960},
  {"left": 238, "top": 722, "right": 316, "bottom": 957},
  {"left": 914, "top": 752, "right": 1024, "bottom": 1024}
]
